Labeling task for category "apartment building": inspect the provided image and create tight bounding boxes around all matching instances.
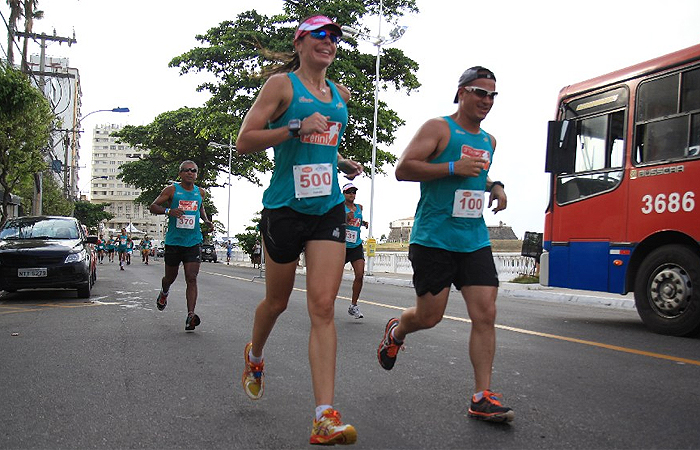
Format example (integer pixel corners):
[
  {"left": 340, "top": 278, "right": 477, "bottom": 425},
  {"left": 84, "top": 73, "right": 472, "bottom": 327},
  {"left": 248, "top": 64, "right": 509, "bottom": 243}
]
[
  {"left": 28, "top": 55, "right": 81, "bottom": 201},
  {"left": 90, "top": 124, "right": 165, "bottom": 240}
]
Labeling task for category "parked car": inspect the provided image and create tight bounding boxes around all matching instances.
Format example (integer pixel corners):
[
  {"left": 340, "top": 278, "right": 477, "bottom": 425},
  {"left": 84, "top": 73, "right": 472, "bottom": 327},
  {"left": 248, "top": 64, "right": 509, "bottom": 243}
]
[
  {"left": 0, "top": 216, "right": 98, "bottom": 298},
  {"left": 201, "top": 243, "right": 217, "bottom": 262}
]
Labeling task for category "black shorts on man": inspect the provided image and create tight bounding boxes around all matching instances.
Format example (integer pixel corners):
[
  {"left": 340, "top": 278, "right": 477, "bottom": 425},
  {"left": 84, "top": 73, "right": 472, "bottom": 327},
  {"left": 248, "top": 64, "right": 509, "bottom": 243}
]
[
  {"left": 345, "top": 244, "right": 364, "bottom": 264},
  {"left": 164, "top": 244, "right": 202, "bottom": 267},
  {"left": 409, "top": 244, "right": 499, "bottom": 297}
]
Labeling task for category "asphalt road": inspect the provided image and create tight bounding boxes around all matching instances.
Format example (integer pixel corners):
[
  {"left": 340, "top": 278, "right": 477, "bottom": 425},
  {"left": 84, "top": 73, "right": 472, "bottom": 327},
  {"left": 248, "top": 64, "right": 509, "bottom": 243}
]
[{"left": 1, "top": 258, "right": 699, "bottom": 449}]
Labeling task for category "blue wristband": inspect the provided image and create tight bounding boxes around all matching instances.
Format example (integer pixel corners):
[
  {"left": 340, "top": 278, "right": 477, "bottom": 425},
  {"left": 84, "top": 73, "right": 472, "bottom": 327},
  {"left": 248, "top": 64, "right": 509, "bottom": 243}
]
[{"left": 448, "top": 161, "right": 455, "bottom": 176}]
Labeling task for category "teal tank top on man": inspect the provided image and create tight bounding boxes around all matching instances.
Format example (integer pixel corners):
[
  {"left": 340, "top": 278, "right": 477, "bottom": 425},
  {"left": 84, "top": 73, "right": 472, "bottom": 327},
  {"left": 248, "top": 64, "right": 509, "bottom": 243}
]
[
  {"left": 345, "top": 204, "right": 363, "bottom": 249},
  {"left": 410, "top": 116, "right": 494, "bottom": 253},
  {"left": 165, "top": 182, "right": 203, "bottom": 247},
  {"left": 263, "top": 72, "right": 348, "bottom": 215}
]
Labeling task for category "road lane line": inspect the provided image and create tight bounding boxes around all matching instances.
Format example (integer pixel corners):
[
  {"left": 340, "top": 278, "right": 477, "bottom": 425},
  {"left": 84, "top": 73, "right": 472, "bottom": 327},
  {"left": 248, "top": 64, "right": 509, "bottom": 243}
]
[
  {"left": 204, "top": 270, "right": 700, "bottom": 367},
  {"left": 0, "top": 306, "right": 42, "bottom": 315}
]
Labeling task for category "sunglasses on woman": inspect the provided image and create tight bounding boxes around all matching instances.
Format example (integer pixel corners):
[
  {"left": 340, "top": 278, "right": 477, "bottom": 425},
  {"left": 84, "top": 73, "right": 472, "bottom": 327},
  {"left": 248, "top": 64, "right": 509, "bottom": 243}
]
[
  {"left": 309, "top": 30, "right": 340, "bottom": 44},
  {"left": 463, "top": 86, "right": 498, "bottom": 99}
]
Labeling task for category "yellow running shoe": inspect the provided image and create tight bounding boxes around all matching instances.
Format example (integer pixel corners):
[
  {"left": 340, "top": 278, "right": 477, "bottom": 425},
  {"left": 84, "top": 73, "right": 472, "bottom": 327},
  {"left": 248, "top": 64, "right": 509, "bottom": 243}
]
[
  {"left": 242, "top": 342, "right": 264, "bottom": 400},
  {"left": 310, "top": 408, "right": 357, "bottom": 445}
]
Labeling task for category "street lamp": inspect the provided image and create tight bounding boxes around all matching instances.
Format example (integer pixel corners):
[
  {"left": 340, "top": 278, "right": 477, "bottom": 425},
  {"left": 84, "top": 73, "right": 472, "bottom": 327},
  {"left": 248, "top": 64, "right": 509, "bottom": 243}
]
[
  {"left": 341, "top": 1, "right": 407, "bottom": 275},
  {"left": 208, "top": 137, "right": 235, "bottom": 240},
  {"left": 81, "top": 107, "right": 130, "bottom": 121}
]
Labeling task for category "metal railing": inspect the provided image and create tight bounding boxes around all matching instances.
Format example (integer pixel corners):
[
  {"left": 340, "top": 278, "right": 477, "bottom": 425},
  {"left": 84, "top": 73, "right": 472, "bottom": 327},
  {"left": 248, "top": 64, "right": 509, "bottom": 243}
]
[{"left": 219, "top": 249, "right": 534, "bottom": 282}]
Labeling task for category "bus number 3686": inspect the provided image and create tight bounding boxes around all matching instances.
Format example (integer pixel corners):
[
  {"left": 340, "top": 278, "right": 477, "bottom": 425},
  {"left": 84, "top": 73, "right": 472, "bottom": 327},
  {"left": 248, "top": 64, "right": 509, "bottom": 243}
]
[{"left": 641, "top": 191, "right": 695, "bottom": 214}]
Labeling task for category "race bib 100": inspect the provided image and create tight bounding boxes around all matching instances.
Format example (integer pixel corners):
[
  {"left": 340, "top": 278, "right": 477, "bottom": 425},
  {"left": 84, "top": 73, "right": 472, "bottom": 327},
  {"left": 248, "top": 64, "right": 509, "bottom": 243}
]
[{"left": 452, "top": 189, "right": 484, "bottom": 218}]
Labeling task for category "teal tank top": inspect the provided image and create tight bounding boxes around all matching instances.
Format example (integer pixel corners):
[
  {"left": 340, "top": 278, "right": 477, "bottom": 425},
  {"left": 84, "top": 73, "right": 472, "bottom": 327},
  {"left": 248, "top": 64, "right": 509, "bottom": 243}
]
[
  {"left": 410, "top": 116, "right": 494, "bottom": 252},
  {"left": 345, "top": 203, "right": 363, "bottom": 248},
  {"left": 165, "top": 182, "right": 203, "bottom": 247},
  {"left": 263, "top": 72, "right": 348, "bottom": 215}
]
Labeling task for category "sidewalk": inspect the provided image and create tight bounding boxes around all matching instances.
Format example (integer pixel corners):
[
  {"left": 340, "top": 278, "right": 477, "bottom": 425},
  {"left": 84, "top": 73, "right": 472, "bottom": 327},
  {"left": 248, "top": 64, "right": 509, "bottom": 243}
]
[
  {"left": 224, "top": 257, "right": 636, "bottom": 311},
  {"left": 341, "top": 269, "right": 637, "bottom": 311}
]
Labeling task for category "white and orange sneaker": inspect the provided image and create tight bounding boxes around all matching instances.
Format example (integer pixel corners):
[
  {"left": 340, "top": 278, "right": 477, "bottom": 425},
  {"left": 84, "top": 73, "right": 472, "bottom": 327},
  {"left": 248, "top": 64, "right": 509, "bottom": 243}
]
[
  {"left": 242, "top": 342, "right": 264, "bottom": 400},
  {"left": 310, "top": 408, "right": 357, "bottom": 445}
]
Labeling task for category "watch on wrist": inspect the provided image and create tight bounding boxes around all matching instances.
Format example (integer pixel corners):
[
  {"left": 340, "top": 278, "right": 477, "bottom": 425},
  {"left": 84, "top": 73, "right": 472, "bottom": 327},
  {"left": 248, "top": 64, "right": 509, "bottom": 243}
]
[
  {"left": 488, "top": 181, "right": 505, "bottom": 192},
  {"left": 164, "top": 208, "right": 170, "bottom": 215},
  {"left": 288, "top": 119, "right": 301, "bottom": 138}
]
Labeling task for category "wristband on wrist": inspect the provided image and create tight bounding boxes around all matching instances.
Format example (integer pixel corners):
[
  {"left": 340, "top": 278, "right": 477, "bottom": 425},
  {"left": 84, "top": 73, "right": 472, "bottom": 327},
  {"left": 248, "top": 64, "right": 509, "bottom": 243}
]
[
  {"left": 487, "top": 181, "right": 505, "bottom": 192},
  {"left": 448, "top": 161, "right": 455, "bottom": 176},
  {"left": 164, "top": 208, "right": 170, "bottom": 215}
]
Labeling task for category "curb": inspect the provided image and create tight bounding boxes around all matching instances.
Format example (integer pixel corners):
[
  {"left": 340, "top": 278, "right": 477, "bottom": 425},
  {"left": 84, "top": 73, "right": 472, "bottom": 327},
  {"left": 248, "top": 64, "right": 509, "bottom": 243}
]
[{"left": 499, "top": 283, "right": 636, "bottom": 310}]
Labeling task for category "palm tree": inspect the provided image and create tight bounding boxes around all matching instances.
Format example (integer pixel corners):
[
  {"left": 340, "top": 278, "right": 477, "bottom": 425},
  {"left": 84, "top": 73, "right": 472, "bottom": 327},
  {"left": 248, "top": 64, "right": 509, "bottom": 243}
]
[
  {"left": 5, "top": 0, "right": 23, "bottom": 64},
  {"left": 20, "top": 0, "right": 43, "bottom": 72}
]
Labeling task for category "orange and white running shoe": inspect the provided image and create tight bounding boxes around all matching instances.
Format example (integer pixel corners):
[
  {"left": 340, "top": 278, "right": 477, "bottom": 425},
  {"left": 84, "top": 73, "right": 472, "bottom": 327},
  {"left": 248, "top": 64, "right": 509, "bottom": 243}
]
[
  {"left": 377, "top": 318, "right": 403, "bottom": 370},
  {"left": 242, "top": 342, "right": 264, "bottom": 400},
  {"left": 468, "top": 389, "right": 515, "bottom": 422},
  {"left": 310, "top": 408, "right": 357, "bottom": 445}
]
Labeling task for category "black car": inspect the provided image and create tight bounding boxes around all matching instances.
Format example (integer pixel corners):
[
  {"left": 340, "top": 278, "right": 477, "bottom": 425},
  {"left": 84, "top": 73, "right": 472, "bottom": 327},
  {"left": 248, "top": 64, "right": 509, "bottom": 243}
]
[
  {"left": 0, "top": 216, "right": 98, "bottom": 298},
  {"left": 201, "top": 243, "right": 217, "bottom": 262}
]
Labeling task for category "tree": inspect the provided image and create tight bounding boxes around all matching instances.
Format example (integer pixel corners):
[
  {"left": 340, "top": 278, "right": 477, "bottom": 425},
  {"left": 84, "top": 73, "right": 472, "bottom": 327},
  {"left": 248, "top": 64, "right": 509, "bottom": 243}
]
[
  {"left": 114, "top": 107, "right": 271, "bottom": 219},
  {"left": 20, "top": 1, "right": 44, "bottom": 73},
  {"left": 73, "top": 200, "right": 114, "bottom": 231},
  {"left": 39, "top": 169, "right": 73, "bottom": 216},
  {"left": 235, "top": 212, "right": 262, "bottom": 258},
  {"left": 169, "top": 0, "right": 420, "bottom": 175},
  {"left": 6, "top": 0, "right": 22, "bottom": 65},
  {"left": 0, "top": 62, "right": 54, "bottom": 227}
]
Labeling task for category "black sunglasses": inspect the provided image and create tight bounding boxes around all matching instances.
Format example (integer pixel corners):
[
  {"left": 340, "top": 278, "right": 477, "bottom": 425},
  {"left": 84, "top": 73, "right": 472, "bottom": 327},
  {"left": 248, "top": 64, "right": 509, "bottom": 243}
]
[
  {"left": 463, "top": 86, "right": 498, "bottom": 99},
  {"left": 181, "top": 168, "right": 198, "bottom": 173}
]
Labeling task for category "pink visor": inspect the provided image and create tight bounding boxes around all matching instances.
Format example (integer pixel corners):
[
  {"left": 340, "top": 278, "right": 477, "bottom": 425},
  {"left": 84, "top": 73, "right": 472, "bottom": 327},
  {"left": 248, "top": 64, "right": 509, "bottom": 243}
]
[{"left": 294, "top": 15, "right": 342, "bottom": 41}]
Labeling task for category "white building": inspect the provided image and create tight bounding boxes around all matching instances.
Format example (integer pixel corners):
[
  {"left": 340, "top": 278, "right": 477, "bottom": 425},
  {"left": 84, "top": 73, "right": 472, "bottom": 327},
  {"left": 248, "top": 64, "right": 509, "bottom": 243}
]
[
  {"left": 28, "top": 55, "right": 81, "bottom": 199},
  {"left": 90, "top": 124, "right": 165, "bottom": 240},
  {"left": 388, "top": 217, "right": 414, "bottom": 243}
]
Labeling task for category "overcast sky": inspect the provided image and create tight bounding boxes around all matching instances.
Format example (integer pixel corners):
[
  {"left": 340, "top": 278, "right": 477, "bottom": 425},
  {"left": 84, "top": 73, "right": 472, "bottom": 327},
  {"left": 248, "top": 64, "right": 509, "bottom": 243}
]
[{"left": 3, "top": 0, "right": 700, "bottom": 240}]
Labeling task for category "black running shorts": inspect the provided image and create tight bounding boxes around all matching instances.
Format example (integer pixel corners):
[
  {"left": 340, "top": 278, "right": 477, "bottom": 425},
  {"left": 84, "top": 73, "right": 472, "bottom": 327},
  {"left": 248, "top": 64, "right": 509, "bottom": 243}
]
[
  {"left": 164, "top": 244, "right": 202, "bottom": 267},
  {"left": 408, "top": 244, "right": 499, "bottom": 297},
  {"left": 345, "top": 244, "right": 365, "bottom": 264},
  {"left": 260, "top": 203, "right": 346, "bottom": 264}
]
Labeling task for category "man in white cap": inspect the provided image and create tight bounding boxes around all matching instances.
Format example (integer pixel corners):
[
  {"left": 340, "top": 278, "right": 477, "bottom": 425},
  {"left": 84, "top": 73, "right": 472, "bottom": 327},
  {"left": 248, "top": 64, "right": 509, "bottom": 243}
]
[{"left": 342, "top": 182, "right": 368, "bottom": 319}]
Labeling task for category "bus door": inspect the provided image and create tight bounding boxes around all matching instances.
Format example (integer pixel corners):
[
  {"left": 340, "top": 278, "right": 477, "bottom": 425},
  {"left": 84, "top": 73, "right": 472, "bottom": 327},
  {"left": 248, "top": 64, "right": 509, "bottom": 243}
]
[{"left": 544, "top": 88, "right": 628, "bottom": 293}]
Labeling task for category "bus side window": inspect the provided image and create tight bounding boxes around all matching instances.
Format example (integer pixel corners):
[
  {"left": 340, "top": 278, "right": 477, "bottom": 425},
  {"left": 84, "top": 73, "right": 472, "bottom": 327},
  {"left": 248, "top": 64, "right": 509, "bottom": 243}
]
[
  {"left": 685, "top": 69, "right": 700, "bottom": 157},
  {"left": 636, "top": 117, "right": 689, "bottom": 162},
  {"left": 681, "top": 67, "right": 700, "bottom": 113},
  {"left": 690, "top": 115, "right": 700, "bottom": 157},
  {"left": 635, "top": 68, "right": 700, "bottom": 164}
]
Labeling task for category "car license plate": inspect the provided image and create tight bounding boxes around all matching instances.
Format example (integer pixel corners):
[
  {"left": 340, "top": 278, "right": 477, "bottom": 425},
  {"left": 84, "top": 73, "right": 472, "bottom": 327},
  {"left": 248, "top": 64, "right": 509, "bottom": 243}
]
[{"left": 18, "top": 268, "right": 47, "bottom": 277}]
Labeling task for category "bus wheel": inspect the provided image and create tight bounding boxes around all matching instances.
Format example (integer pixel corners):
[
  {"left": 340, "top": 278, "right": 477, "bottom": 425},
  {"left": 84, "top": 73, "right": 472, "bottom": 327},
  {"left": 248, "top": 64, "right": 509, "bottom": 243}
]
[{"left": 634, "top": 245, "right": 700, "bottom": 336}]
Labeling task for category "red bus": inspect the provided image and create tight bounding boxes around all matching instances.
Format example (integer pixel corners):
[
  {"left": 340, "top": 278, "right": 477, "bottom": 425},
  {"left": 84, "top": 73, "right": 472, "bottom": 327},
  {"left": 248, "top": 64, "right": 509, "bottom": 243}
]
[{"left": 542, "top": 43, "right": 700, "bottom": 336}]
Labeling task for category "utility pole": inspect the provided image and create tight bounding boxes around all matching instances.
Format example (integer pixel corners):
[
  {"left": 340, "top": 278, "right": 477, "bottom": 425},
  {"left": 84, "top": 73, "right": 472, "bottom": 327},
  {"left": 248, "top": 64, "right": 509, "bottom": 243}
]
[{"left": 15, "top": 30, "right": 76, "bottom": 215}]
